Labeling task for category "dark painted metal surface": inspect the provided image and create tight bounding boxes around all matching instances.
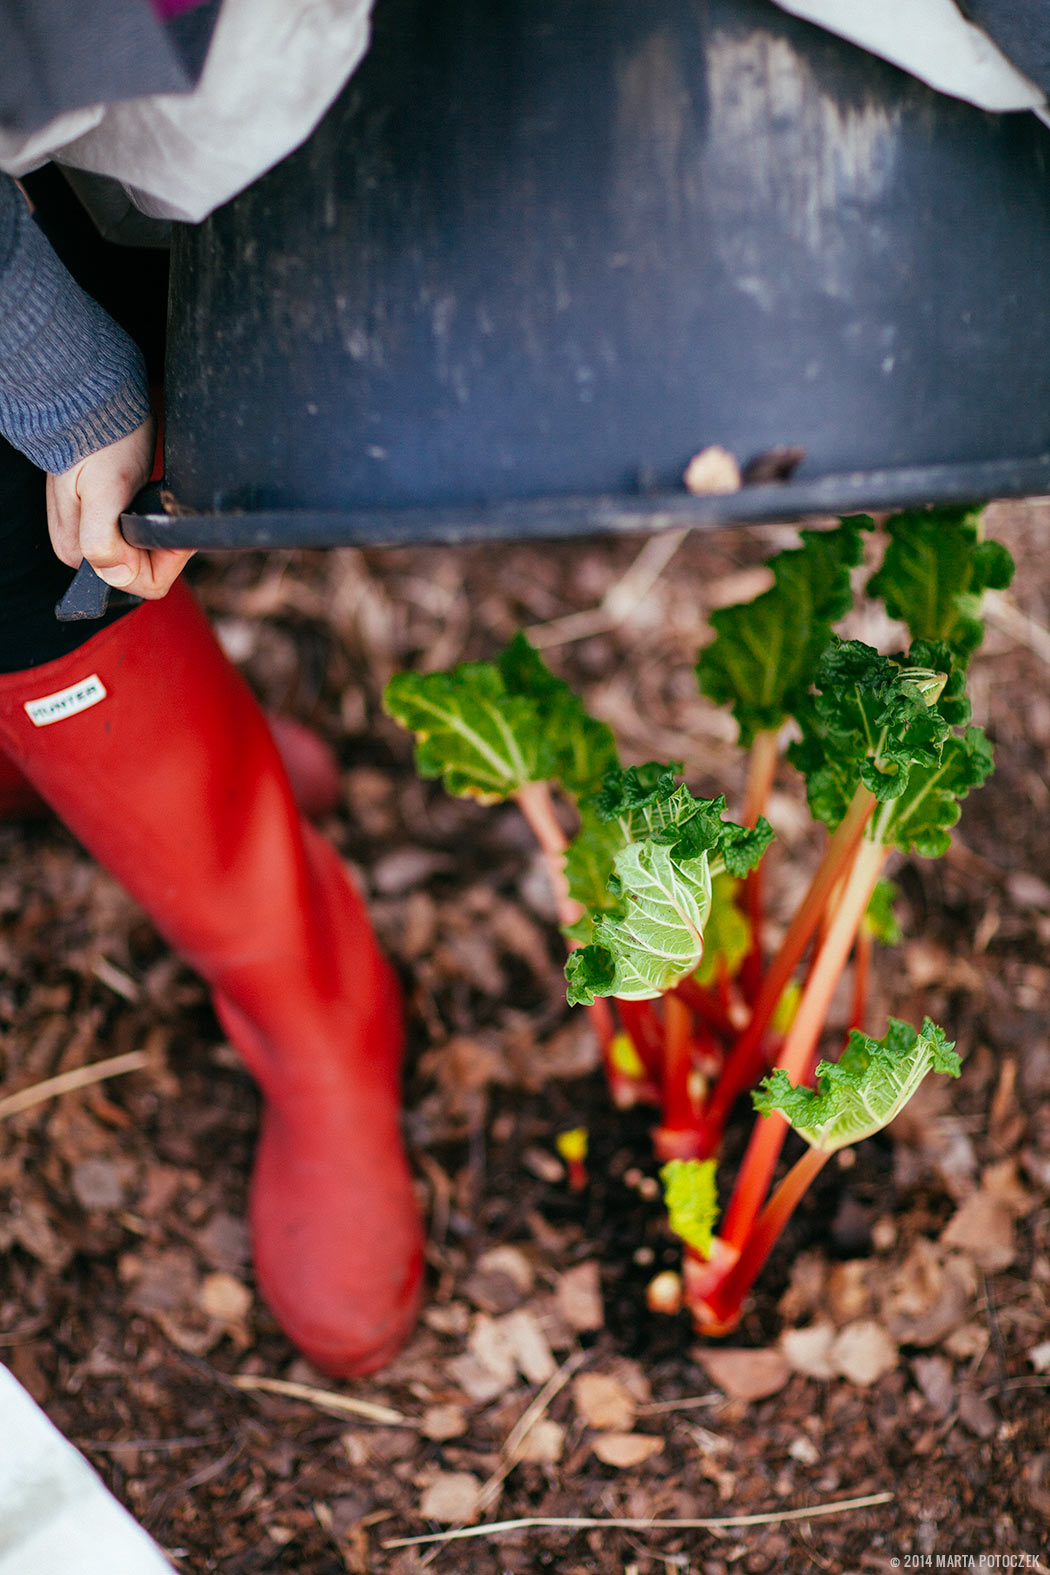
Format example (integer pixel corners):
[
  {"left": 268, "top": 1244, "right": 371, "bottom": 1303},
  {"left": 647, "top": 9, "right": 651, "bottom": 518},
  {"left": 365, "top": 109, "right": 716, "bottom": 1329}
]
[{"left": 162, "top": 0, "right": 1050, "bottom": 546}]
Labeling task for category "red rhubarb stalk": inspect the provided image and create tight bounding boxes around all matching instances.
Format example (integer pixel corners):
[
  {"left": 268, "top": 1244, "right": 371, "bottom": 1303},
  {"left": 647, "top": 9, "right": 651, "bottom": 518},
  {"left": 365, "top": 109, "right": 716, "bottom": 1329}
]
[
  {"left": 697, "top": 1143, "right": 831, "bottom": 1331},
  {"left": 719, "top": 831, "right": 889, "bottom": 1251},
  {"left": 694, "top": 785, "right": 876, "bottom": 1147}
]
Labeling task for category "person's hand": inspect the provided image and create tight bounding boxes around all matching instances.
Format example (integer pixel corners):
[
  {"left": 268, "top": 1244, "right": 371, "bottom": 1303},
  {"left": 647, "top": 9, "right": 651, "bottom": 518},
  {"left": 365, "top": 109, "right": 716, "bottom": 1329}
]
[{"left": 46, "top": 416, "right": 195, "bottom": 599}]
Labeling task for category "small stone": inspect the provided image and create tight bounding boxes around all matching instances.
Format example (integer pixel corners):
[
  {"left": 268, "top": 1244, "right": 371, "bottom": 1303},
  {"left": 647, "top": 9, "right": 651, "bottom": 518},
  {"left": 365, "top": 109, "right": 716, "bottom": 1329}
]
[
  {"left": 590, "top": 1432, "right": 664, "bottom": 1468},
  {"left": 422, "top": 1404, "right": 468, "bottom": 1441},
  {"left": 198, "top": 1272, "right": 252, "bottom": 1324},
  {"left": 683, "top": 445, "right": 742, "bottom": 496}
]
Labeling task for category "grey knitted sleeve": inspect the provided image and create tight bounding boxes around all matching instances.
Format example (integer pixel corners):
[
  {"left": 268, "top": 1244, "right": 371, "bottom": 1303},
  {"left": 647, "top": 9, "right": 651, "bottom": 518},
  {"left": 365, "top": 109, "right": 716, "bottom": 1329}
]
[{"left": 0, "top": 175, "right": 152, "bottom": 474}]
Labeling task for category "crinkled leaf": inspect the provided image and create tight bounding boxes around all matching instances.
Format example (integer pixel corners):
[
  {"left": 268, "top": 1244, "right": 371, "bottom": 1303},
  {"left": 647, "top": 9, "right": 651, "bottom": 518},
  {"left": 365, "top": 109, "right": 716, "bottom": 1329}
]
[
  {"left": 752, "top": 1016, "right": 960, "bottom": 1152},
  {"left": 902, "top": 638, "right": 971, "bottom": 727},
  {"left": 565, "top": 769, "right": 772, "bottom": 972},
  {"left": 695, "top": 872, "right": 751, "bottom": 987},
  {"left": 565, "top": 837, "right": 713, "bottom": 1002},
  {"left": 867, "top": 507, "right": 1014, "bottom": 666},
  {"left": 661, "top": 1158, "right": 720, "bottom": 1256},
  {"left": 696, "top": 516, "right": 871, "bottom": 746},
  {"left": 787, "top": 639, "right": 950, "bottom": 827},
  {"left": 881, "top": 725, "right": 995, "bottom": 857},
  {"left": 384, "top": 637, "right": 616, "bottom": 802},
  {"left": 595, "top": 766, "right": 772, "bottom": 874}
]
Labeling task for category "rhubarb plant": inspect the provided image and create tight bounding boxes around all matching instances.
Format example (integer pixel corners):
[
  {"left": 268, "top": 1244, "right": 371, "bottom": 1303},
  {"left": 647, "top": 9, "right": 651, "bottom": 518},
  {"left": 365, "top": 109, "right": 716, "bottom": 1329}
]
[{"left": 383, "top": 505, "right": 1012, "bottom": 1336}]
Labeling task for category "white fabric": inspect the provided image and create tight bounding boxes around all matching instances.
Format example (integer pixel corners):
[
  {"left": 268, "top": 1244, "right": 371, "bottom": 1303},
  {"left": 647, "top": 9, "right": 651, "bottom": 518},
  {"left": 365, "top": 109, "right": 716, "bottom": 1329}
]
[
  {"left": 770, "top": 0, "right": 1046, "bottom": 114},
  {"left": 0, "top": 1367, "right": 173, "bottom": 1575},
  {"left": 0, "top": 0, "right": 375, "bottom": 223}
]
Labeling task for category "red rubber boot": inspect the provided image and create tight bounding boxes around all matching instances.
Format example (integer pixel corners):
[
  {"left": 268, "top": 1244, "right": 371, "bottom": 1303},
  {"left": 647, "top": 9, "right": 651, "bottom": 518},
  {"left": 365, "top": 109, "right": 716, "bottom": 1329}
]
[
  {"left": 0, "top": 581, "right": 423, "bottom": 1375},
  {"left": 0, "top": 749, "right": 46, "bottom": 819}
]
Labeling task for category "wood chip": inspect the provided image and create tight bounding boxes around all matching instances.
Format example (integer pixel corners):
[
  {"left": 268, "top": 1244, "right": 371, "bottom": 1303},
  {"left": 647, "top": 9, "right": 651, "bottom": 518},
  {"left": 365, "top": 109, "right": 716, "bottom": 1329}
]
[
  {"left": 779, "top": 1323, "right": 837, "bottom": 1381},
  {"left": 829, "top": 1321, "right": 899, "bottom": 1387},
  {"left": 573, "top": 1372, "right": 638, "bottom": 1431},
  {"left": 419, "top": 1472, "right": 483, "bottom": 1524},
  {"left": 696, "top": 1348, "right": 792, "bottom": 1403},
  {"left": 590, "top": 1432, "right": 665, "bottom": 1468},
  {"left": 514, "top": 1419, "right": 565, "bottom": 1464}
]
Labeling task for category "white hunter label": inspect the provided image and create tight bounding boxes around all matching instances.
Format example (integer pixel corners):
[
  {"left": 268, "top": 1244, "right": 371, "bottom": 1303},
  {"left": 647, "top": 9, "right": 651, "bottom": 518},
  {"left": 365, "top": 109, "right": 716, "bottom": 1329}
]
[{"left": 24, "top": 674, "right": 107, "bottom": 726}]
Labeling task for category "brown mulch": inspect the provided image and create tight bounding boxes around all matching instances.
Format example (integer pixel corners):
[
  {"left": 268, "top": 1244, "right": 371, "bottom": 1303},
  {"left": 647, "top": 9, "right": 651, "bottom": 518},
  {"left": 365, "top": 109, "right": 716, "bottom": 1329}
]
[{"left": 2, "top": 500, "right": 1049, "bottom": 1574}]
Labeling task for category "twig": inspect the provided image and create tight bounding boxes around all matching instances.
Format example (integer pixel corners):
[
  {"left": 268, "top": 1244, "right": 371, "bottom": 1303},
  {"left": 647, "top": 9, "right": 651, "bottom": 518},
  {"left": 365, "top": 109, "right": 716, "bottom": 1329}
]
[
  {"left": 383, "top": 1489, "right": 894, "bottom": 1549},
  {"left": 636, "top": 1393, "right": 722, "bottom": 1415},
  {"left": 984, "top": 590, "right": 1050, "bottom": 665},
  {"left": 525, "top": 532, "right": 687, "bottom": 649},
  {"left": 0, "top": 1050, "right": 150, "bottom": 1122},
  {"left": 477, "top": 1350, "right": 588, "bottom": 1511},
  {"left": 230, "top": 1374, "right": 417, "bottom": 1429}
]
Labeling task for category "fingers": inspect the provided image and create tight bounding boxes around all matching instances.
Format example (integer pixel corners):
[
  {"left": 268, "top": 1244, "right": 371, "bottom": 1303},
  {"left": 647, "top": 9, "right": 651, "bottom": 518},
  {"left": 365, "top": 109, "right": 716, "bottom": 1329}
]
[{"left": 46, "top": 418, "right": 195, "bottom": 600}]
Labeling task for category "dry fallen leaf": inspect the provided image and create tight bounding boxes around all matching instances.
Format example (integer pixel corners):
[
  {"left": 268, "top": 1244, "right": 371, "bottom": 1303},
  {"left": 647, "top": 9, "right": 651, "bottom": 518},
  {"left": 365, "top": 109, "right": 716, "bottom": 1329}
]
[
  {"left": 696, "top": 1348, "right": 792, "bottom": 1402},
  {"left": 498, "top": 1308, "right": 556, "bottom": 1386},
  {"left": 779, "top": 1322, "right": 837, "bottom": 1381},
  {"left": 557, "top": 1261, "right": 604, "bottom": 1333},
  {"left": 590, "top": 1432, "right": 665, "bottom": 1468},
  {"left": 940, "top": 1191, "right": 1016, "bottom": 1273},
  {"left": 830, "top": 1320, "right": 899, "bottom": 1387},
  {"left": 879, "top": 1238, "right": 975, "bottom": 1346},
  {"left": 418, "top": 1471, "right": 483, "bottom": 1524},
  {"left": 573, "top": 1372, "right": 638, "bottom": 1431}
]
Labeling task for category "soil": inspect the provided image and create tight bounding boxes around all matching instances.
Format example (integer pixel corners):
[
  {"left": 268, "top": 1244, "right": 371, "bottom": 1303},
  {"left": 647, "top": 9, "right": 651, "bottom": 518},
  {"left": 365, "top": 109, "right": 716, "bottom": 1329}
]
[{"left": 1, "top": 501, "right": 1049, "bottom": 1575}]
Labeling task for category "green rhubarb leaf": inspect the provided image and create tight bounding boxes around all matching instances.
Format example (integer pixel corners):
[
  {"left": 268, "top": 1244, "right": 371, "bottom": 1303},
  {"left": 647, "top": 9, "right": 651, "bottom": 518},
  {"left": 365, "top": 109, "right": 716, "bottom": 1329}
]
[
  {"left": 595, "top": 766, "right": 773, "bottom": 875},
  {"left": 752, "top": 1016, "right": 960, "bottom": 1152},
  {"left": 661, "top": 1158, "right": 720, "bottom": 1257},
  {"left": 383, "top": 637, "right": 617, "bottom": 803},
  {"left": 383, "top": 662, "right": 545, "bottom": 800},
  {"left": 564, "top": 767, "right": 773, "bottom": 971},
  {"left": 867, "top": 507, "right": 1014, "bottom": 667},
  {"left": 695, "top": 871, "right": 751, "bottom": 987},
  {"left": 787, "top": 639, "right": 950, "bottom": 828},
  {"left": 579, "top": 836, "right": 714, "bottom": 1001},
  {"left": 880, "top": 725, "right": 995, "bottom": 858},
  {"left": 696, "top": 515, "right": 871, "bottom": 746}
]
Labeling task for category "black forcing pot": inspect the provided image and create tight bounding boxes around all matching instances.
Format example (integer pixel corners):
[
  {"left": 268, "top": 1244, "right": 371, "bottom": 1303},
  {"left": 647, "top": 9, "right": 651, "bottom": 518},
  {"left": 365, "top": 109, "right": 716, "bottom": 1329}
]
[{"left": 131, "top": 0, "right": 1050, "bottom": 550}]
